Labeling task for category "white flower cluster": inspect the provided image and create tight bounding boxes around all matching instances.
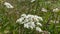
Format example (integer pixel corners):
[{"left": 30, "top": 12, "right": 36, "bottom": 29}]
[
  {"left": 53, "top": 8, "right": 59, "bottom": 12},
  {"left": 41, "top": 8, "right": 59, "bottom": 12},
  {"left": 50, "top": 20, "right": 59, "bottom": 23},
  {"left": 41, "top": 8, "right": 47, "bottom": 12},
  {"left": 4, "top": 2, "right": 14, "bottom": 8},
  {"left": 31, "top": 0, "right": 35, "bottom": 2},
  {"left": 16, "top": 14, "right": 43, "bottom": 32}
]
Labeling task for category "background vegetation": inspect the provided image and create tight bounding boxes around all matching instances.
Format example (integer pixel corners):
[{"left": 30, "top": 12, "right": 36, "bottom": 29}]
[{"left": 0, "top": 0, "right": 60, "bottom": 34}]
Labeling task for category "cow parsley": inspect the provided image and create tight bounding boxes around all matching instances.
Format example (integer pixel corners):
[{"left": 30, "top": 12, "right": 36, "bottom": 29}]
[
  {"left": 16, "top": 14, "right": 43, "bottom": 32},
  {"left": 4, "top": 2, "right": 14, "bottom": 8}
]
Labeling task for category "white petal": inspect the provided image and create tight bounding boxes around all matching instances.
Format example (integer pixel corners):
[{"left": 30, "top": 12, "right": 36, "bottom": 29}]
[
  {"left": 53, "top": 8, "right": 59, "bottom": 12},
  {"left": 36, "top": 27, "right": 43, "bottom": 32},
  {"left": 36, "top": 22, "right": 42, "bottom": 26},
  {"left": 4, "top": 2, "right": 14, "bottom": 8},
  {"left": 39, "top": 17, "right": 43, "bottom": 21},
  {"left": 16, "top": 17, "right": 24, "bottom": 24},
  {"left": 30, "top": 26, "right": 34, "bottom": 29},
  {"left": 24, "top": 23, "right": 29, "bottom": 28},
  {"left": 41, "top": 8, "right": 47, "bottom": 12},
  {"left": 21, "top": 14, "right": 26, "bottom": 17},
  {"left": 31, "top": 0, "right": 35, "bottom": 2},
  {"left": 30, "top": 22, "right": 35, "bottom": 28}
]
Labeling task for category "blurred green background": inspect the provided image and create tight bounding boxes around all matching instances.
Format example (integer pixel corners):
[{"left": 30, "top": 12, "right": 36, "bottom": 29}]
[{"left": 0, "top": 0, "right": 60, "bottom": 34}]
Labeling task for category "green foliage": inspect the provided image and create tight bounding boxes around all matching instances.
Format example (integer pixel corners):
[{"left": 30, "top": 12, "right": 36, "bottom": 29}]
[{"left": 0, "top": 0, "right": 60, "bottom": 34}]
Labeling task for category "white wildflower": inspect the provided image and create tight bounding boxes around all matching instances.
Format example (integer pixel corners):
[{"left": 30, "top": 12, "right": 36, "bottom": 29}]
[
  {"left": 27, "top": 14, "right": 34, "bottom": 18},
  {"left": 16, "top": 14, "right": 43, "bottom": 31},
  {"left": 34, "top": 15, "right": 43, "bottom": 21},
  {"left": 33, "top": 18, "right": 39, "bottom": 22},
  {"left": 30, "top": 22, "right": 35, "bottom": 29},
  {"left": 21, "top": 14, "right": 26, "bottom": 17},
  {"left": 4, "top": 2, "right": 14, "bottom": 8},
  {"left": 24, "top": 22, "right": 35, "bottom": 29},
  {"left": 24, "top": 23, "right": 30, "bottom": 28},
  {"left": 31, "top": 0, "right": 35, "bottom": 2},
  {"left": 16, "top": 17, "right": 24, "bottom": 24},
  {"left": 41, "top": 8, "right": 47, "bottom": 12},
  {"left": 36, "top": 22, "right": 42, "bottom": 26},
  {"left": 38, "top": 17, "right": 43, "bottom": 21},
  {"left": 53, "top": 8, "right": 59, "bottom": 12},
  {"left": 53, "top": 20, "right": 59, "bottom": 23},
  {"left": 56, "top": 21, "right": 59, "bottom": 23},
  {"left": 36, "top": 27, "right": 43, "bottom": 32},
  {"left": 50, "top": 20, "right": 59, "bottom": 23}
]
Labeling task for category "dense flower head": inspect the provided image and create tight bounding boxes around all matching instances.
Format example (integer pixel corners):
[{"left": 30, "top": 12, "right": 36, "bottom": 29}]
[{"left": 16, "top": 14, "right": 43, "bottom": 32}]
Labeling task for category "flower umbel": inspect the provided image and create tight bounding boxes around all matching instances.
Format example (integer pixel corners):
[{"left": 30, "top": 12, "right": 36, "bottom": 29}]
[{"left": 16, "top": 14, "right": 43, "bottom": 32}]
